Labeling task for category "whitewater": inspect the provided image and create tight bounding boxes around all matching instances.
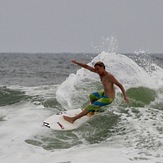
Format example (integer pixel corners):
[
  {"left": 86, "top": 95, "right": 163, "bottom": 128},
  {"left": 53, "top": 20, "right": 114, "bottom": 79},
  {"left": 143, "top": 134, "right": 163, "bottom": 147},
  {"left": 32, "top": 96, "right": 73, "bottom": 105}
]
[{"left": 0, "top": 52, "right": 163, "bottom": 163}]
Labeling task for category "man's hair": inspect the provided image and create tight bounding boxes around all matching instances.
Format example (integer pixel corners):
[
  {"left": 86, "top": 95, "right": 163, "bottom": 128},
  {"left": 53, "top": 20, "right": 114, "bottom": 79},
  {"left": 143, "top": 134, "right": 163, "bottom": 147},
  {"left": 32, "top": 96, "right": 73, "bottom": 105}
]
[{"left": 94, "top": 61, "right": 105, "bottom": 69}]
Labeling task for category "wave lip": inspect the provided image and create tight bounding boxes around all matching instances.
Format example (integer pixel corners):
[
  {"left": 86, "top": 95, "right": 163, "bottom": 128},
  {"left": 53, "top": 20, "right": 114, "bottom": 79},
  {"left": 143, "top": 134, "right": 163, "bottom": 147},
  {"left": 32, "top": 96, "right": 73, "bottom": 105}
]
[{"left": 56, "top": 52, "right": 162, "bottom": 110}]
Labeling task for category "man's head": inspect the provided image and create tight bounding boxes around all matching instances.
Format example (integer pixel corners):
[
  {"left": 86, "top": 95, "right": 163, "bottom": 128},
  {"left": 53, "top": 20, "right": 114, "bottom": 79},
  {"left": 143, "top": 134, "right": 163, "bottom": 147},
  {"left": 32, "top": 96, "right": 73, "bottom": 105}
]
[
  {"left": 94, "top": 61, "right": 105, "bottom": 75},
  {"left": 94, "top": 61, "right": 105, "bottom": 69}
]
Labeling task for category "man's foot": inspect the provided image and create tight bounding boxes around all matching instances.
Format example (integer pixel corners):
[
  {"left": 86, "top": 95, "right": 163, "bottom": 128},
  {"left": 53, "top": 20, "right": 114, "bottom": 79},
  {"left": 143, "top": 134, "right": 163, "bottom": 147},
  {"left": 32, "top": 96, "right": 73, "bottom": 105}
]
[{"left": 63, "top": 115, "right": 75, "bottom": 124}]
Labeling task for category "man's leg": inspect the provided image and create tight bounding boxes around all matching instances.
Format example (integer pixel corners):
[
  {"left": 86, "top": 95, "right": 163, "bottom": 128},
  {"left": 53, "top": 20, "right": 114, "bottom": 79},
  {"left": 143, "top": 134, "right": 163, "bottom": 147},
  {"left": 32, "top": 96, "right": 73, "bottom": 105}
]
[
  {"left": 63, "top": 91, "right": 104, "bottom": 123},
  {"left": 89, "top": 91, "right": 101, "bottom": 104},
  {"left": 63, "top": 108, "right": 89, "bottom": 123}
]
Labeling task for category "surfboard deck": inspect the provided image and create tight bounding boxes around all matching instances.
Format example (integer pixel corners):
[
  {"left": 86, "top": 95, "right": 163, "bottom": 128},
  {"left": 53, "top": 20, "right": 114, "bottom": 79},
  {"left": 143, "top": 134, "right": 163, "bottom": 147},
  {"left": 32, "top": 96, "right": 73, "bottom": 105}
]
[{"left": 43, "top": 108, "right": 95, "bottom": 130}]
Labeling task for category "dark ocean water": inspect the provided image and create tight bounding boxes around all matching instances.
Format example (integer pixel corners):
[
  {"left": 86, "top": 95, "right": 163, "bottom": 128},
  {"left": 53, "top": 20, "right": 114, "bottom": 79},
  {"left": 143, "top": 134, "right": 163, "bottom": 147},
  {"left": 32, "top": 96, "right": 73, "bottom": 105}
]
[
  {"left": 0, "top": 52, "right": 163, "bottom": 163},
  {"left": 0, "top": 53, "right": 95, "bottom": 86}
]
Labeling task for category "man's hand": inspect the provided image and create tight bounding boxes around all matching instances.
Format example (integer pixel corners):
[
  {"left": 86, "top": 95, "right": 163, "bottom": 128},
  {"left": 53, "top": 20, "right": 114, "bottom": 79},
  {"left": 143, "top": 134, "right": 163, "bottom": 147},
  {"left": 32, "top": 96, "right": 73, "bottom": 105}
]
[
  {"left": 124, "top": 96, "right": 129, "bottom": 103},
  {"left": 70, "top": 60, "right": 96, "bottom": 73},
  {"left": 71, "top": 60, "right": 78, "bottom": 64}
]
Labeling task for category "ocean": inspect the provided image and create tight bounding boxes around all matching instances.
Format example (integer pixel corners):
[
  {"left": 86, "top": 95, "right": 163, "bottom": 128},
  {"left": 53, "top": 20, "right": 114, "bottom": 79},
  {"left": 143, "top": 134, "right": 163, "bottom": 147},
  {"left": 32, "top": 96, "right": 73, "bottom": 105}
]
[{"left": 0, "top": 52, "right": 163, "bottom": 163}]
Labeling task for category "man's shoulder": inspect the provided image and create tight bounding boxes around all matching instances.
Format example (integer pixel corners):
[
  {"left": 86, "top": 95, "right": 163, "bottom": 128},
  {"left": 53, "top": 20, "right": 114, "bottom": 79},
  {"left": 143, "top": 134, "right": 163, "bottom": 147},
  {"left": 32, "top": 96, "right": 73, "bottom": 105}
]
[{"left": 106, "top": 71, "right": 114, "bottom": 77}]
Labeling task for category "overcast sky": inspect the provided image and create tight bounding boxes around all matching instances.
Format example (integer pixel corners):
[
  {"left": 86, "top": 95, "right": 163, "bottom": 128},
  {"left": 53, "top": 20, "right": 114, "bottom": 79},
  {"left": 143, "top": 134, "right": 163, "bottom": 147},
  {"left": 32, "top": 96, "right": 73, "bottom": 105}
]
[{"left": 0, "top": 0, "right": 163, "bottom": 53}]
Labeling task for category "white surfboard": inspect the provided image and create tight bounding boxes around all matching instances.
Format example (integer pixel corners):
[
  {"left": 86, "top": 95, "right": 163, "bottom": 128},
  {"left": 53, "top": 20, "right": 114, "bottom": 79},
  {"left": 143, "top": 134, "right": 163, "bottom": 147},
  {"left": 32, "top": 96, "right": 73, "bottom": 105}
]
[{"left": 43, "top": 108, "right": 95, "bottom": 130}]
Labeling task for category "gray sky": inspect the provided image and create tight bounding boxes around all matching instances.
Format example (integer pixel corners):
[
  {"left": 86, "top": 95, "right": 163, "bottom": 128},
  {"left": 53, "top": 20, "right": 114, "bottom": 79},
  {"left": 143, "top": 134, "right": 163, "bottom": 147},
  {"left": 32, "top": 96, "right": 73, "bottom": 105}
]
[{"left": 0, "top": 0, "right": 163, "bottom": 53}]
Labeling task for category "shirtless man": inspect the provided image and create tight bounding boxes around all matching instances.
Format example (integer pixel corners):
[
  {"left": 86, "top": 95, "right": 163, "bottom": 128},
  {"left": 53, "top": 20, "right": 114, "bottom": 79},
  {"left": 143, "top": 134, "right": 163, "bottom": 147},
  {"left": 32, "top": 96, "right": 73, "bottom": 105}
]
[{"left": 63, "top": 60, "right": 129, "bottom": 123}]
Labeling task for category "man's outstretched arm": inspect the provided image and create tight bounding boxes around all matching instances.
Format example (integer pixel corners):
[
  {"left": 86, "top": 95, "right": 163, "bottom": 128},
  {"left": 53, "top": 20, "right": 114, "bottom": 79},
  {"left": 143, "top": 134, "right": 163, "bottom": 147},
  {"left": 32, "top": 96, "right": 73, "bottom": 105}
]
[{"left": 71, "top": 60, "right": 96, "bottom": 73}]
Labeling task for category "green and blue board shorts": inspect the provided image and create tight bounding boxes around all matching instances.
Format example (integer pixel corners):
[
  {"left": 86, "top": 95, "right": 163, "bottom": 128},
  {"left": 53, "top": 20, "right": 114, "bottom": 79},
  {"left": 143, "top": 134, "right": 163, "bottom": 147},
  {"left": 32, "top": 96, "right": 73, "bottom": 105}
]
[{"left": 87, "top": 90, "right": 113, "bottom": 112}]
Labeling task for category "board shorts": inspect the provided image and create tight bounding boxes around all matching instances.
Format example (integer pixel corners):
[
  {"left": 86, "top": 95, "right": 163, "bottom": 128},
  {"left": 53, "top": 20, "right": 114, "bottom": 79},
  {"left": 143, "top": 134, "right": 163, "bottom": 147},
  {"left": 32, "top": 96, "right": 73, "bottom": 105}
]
[{"left": 87, "top": 90, "right": 113, "bottom": 112}]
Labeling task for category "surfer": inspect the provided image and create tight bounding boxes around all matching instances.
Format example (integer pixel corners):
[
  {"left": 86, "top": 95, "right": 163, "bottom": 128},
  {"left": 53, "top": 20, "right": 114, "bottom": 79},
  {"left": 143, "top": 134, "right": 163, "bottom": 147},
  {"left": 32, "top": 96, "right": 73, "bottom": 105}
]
[{"left": 63, "top": 60, "right": 129, "bottom": 123}]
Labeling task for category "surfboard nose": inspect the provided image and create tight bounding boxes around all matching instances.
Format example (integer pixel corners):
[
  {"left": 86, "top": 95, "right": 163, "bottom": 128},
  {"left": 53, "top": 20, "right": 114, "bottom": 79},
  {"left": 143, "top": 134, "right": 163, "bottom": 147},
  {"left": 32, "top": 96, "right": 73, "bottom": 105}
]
[{"left": 43, "top": 121, "right": 50, "bottom": 128}]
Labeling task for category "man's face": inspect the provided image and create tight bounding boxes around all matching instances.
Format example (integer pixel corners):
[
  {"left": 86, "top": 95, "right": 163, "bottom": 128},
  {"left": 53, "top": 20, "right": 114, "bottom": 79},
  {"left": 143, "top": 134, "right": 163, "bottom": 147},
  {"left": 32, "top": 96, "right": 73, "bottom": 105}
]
[{"left": 95, "top": 65, "right": 104, "bottom": 75}]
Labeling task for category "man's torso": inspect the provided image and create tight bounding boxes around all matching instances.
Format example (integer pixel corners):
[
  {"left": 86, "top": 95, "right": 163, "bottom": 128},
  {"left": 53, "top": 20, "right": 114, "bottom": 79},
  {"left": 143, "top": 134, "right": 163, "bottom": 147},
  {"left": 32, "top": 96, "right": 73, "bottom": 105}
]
[{"left": 100, "top": 72, "right": 115, "bottom": 99}]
